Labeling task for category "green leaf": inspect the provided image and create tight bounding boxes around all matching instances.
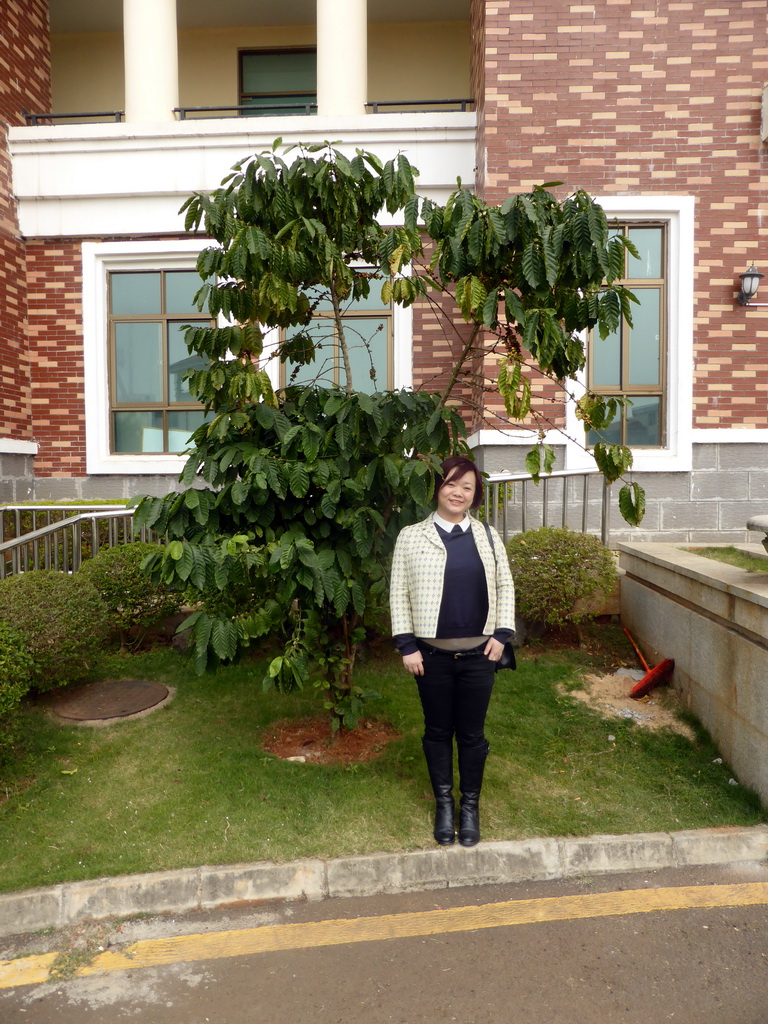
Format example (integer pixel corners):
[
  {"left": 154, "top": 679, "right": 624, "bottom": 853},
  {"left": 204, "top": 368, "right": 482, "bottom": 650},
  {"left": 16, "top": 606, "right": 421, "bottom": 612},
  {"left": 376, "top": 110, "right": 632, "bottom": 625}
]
[
  {"left": 525, "top": 447, "right": 542, "bottom": 484},
  {"left": 618, "top": 482, "right": 646, "bottom": 527},
  {"left": 289, "top": 463, "right": 310, "bottom": 497}
]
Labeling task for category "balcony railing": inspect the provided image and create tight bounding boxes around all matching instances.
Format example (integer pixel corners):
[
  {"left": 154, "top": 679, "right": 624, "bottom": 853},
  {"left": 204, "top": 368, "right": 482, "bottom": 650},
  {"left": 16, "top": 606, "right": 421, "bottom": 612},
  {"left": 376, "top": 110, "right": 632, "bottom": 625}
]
[
  {"left": 21, "top": 99, "right": 474, "bottom": 126},
  {"left": 174, "top": 102, "right": 318, "bottom": 119},
  {"left": 24, "top": 111, "right": 125, "bottom": 125},
  {"left": 366, "top": 99, "right": 474, "bottom": 112},
  {"left": 481, "top": 470, "right": 612, "bottom": 547}
]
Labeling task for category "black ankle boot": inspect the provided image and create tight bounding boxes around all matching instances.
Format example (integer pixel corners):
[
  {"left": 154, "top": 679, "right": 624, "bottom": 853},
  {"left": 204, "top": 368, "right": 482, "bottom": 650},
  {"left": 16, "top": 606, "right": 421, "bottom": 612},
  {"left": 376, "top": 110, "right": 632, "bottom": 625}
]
[
  {"left": 458, "top": 740, "right": 489, "bottom": 847},
  {"left": 422, "top": 739, "right": 455, "bottom": 845}
]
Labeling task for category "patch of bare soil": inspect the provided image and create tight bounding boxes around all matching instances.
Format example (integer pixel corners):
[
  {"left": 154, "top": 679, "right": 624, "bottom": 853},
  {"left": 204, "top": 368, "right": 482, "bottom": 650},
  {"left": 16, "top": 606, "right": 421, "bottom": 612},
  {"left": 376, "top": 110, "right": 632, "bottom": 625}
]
[
  {"left": 260, "top": 716, "right": 400, "bottom": 765},
  {"left": 564, "top": 672, "right": 696, "bottom": 741}
]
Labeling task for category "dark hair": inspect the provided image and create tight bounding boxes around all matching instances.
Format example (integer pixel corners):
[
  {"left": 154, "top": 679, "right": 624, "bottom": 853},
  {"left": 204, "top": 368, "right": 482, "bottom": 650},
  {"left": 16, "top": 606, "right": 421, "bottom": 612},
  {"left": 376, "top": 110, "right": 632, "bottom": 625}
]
[{"left": 435, "top": 456, "right": 484, "bottom": 510}]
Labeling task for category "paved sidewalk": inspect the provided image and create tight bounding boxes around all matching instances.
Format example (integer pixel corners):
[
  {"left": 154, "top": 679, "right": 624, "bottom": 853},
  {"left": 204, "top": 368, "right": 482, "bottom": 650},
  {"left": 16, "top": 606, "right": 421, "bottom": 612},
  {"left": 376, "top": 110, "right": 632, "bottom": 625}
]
[{"left": 2, "top": 824, "right": 767, "bottom": 941}]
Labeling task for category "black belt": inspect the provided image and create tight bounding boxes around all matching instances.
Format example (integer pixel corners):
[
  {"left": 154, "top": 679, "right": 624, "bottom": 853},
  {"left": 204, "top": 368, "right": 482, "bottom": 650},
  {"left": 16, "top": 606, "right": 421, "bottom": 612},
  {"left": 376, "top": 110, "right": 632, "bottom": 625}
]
[{"left": 418, "top": 641, "right": 486, "bottom": 659}]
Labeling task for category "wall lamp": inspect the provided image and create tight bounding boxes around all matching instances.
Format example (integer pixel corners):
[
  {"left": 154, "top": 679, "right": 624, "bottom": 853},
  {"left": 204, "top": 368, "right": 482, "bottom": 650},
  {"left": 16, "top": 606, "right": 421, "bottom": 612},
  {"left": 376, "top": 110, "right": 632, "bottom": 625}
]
[{"left": 737, "top": 264, "right": 765, "bottom": 306}]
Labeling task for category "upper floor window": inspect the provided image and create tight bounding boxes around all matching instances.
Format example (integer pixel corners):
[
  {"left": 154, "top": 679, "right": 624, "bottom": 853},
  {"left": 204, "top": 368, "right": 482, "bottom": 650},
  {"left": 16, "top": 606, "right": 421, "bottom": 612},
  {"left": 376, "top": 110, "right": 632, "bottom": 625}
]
[
  {"left": 108, "top": 270, "right": 211, "bottom": 454},
  {"left": 587, "top": 224, "right": 667, "bottom": 448},
  {"left": 281, "top": 287, "right": 393, "bottom": 393},
  {"left": 239, "top": 49, "right": 317, "bottom": 117}
]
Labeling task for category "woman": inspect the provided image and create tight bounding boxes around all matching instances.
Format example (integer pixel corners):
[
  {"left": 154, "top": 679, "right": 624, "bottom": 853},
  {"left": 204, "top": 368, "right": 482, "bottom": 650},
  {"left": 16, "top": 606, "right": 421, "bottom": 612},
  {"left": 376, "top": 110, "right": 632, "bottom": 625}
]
[{"left": 390, "top": 456, "right": 515, "bottom": 847}]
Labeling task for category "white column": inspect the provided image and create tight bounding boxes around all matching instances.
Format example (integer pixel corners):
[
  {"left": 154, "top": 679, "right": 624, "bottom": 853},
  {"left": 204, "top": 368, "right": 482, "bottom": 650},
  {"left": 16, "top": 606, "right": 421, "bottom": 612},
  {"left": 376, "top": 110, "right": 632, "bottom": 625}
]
[
  {"left": 316, "top": 0, "right": 367, "bottom": 116},
  {"left": 123, "top": 0, "right": 179, "bottom": 122}
]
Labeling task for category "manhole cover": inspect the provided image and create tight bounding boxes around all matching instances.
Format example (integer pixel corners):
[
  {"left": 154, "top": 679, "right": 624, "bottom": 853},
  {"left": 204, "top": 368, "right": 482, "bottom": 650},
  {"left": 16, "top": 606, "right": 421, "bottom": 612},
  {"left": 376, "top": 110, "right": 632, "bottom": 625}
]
[{"left": 50, "top": 680, "right": 170, "bottom": 721}]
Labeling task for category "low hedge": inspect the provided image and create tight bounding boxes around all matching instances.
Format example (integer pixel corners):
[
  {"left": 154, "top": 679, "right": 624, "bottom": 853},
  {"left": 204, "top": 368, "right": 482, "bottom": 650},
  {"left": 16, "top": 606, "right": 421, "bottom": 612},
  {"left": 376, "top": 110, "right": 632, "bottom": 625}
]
[
  {"left": 0, "top": 622, "right": 34, "bottom": 758},
  {"left": 79, "top": 542, "right": 182, "bottom": 644},
  {"left": 0, "top": 570, "right": 110, "bottom": 691},
  {"left": 507, "top": 526, "right": 618, "bottom": 629}
]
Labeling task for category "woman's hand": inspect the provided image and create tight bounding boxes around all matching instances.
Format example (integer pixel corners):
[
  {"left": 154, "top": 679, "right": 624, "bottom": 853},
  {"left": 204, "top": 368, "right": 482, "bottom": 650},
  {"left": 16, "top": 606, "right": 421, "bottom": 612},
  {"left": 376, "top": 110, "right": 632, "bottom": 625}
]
[
  {"left": 402, "top": 651, "right": 424, "bottom": 676},
  {"left": 484, "top": 637, "right": 504, "bottom": 663}
]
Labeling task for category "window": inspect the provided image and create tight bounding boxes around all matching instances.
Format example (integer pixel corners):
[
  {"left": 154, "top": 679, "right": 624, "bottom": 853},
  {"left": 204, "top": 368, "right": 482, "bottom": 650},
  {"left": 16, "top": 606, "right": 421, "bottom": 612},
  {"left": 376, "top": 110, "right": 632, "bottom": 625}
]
[
  {"left": 587, "top": 224, "right": 667, "bottom": 448},
  {"left": 239, "top": 49, "right": 317, "bottom": 117},
  {"left": 108, "top": 270, "right": 212, "bottom": 454},
  {"left": 281, "top": 287, "right": 393, "bottom": 393}
]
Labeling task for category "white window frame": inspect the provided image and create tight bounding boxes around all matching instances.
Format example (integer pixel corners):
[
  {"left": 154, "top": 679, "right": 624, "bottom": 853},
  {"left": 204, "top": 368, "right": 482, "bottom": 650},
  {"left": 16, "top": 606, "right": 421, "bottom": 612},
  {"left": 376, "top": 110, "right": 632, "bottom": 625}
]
[
  {"left": 84, "top": 241, "right": 413, "bottom": 475},
  {"left": 468, "top": 196, "right": 695, "bottom": 474},
  {"left": 83, "top": 239, "right": 209, "bottom": 475}
]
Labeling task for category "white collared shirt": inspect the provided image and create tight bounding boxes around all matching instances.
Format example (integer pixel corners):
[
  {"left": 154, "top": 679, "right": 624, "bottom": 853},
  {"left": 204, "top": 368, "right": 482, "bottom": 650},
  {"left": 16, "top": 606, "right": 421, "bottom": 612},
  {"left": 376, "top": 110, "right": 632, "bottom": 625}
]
[{"left": 432, "top": 512, "right": 471, "bottom": 533}]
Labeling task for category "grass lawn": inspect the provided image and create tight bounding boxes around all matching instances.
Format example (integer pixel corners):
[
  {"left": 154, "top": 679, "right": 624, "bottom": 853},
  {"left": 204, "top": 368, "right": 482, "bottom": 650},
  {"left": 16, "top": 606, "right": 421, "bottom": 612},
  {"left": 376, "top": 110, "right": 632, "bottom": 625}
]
[
  {"left": 0, "top": 623, "right": 764, "bottom": 896},
  {"left": 684, "top": 545, "right": 768, "bottom": 573}
]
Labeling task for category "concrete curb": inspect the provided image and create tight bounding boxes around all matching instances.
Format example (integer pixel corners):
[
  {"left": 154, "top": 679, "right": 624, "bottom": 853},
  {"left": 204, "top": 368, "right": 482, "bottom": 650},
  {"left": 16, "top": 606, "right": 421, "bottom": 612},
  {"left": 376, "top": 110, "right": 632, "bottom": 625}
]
[{"left": 1, "top": 825, "right": 767, "bottom": 941}]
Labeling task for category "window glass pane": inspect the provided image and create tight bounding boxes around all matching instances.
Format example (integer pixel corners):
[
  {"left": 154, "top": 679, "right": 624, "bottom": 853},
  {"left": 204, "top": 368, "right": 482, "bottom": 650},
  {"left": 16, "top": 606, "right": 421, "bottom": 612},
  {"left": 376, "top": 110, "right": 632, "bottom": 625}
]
[
  {"left": 242, "top": 51, "right": 316, "bottom": 94},
  {"left": 592, "top": 324, "right": 621, "bottom": 387},
  {"left": 300, "top": 284, "right": 388, "bottom": 313},
  {"left": 114, "top": 322, "right": 163, "bottom": 402},
  {"left": 303, "top": 286, "right": 334, "bottom": 313},
  {"left": 625, "top": 396, "right": 661, "bottom": 446},
  {"left": 628, "top": 289, "right": 661, "bottom": 386},
  {"left": 586, "top": 414, "right": 621, "bottom": 447},
  {"left": 341, "top": 285, "right": 390, "bottom": 312},
  {"left": 628, "top": 228, "right": 663, "bottom": 279},
  {"left": 168, "top": 410, "right": 209, "bottom": 452},
  {"left": 168, "top": 322, "right": 209, "bottom": 402},
  {"left": 111, "top": 272, "right": 161, "bottom": 315},
  {"left": 343, "top": 317, "right": 389, "bottom": 393},
  {"left": 165, "top": 272, "right": 204, "bottom": 315},
  {"left": 113, "top": 410, "right": 164, "bottom": 453},
  {"left": 284, "top": 322, "right": 336, "bottom": 386}
]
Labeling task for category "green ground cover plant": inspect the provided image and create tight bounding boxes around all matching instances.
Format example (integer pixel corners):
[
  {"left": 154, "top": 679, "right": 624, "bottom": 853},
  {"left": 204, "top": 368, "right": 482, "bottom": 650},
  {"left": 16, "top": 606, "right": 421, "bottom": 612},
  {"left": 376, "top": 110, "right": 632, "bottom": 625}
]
[
  {"left": 685, "top": 546, "right": 768, "bottom": 573},
  {"left": 0, "top": 623, "right": 763, "bottom": 896}
]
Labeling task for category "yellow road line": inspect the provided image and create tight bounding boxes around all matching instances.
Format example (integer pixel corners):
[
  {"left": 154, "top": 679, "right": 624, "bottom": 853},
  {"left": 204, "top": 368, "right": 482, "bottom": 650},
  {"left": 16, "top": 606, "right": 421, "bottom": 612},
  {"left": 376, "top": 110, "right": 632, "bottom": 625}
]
[{"left": 4, "top": 882, "right": 768, "bottom": 990}]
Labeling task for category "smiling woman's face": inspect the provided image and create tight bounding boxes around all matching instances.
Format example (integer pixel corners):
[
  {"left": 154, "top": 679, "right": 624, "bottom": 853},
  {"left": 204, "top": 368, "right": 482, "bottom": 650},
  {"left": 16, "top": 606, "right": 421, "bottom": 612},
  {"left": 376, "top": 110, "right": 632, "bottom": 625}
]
[{"left": 436, "top": 470, "right": 476, "bottom": 524}]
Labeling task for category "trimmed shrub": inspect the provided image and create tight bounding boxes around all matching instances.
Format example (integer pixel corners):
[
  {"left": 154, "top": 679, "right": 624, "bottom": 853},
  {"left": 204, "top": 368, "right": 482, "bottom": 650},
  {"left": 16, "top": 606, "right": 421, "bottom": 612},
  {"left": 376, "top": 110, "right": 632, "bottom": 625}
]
[
  {"left": 0, "top": 571, "right": 110, "bottom": 691},
  {"left": 79, "top": 542, "right": 182, "bottom": 645},
  {"left": 507, "top": 526, "right": 619, "bottom": 629},
  {"left": 0, "top": 622, "right": 34, "bottom": 757}
]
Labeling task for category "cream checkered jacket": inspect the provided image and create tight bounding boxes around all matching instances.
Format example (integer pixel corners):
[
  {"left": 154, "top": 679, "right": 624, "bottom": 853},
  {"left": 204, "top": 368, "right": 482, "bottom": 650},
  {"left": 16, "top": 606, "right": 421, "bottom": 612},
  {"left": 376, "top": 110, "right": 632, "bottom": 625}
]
[{"left": 390, "top": 514, "right": 515, "bottom": 639}]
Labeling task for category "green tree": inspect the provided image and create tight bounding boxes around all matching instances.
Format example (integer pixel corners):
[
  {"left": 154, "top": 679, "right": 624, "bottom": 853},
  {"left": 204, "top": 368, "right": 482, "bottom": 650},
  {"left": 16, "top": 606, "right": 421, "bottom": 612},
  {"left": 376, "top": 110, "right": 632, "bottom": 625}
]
[
  {"left": 136, "top": 141, "right": 644, "bottom": 726},
  {"left": 136, "top": 143, "right": 465, "bottom": 728},
  {"left": 414, "top": 184, "right": 644, "bottom": 524}
]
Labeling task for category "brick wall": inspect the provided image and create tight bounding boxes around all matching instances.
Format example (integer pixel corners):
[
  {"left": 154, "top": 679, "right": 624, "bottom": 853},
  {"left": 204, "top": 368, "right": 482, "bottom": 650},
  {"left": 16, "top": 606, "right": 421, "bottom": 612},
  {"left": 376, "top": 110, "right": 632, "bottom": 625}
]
[
  {"left": 26, "top": 239, "right": 87, "bottom": 477},
  {"left": 0, "top": 0, "right": 50, "bottom": 445},
  {"left": 477, "top": 0, "right": 768, "bottom": 431}
]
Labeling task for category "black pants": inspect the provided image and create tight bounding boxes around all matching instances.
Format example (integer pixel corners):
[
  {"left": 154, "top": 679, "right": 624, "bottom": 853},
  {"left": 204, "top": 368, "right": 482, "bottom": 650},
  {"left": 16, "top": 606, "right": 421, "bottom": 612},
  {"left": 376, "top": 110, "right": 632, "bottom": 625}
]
[{"left": 415, "top": 642, "right": 495, "bottom": 749}]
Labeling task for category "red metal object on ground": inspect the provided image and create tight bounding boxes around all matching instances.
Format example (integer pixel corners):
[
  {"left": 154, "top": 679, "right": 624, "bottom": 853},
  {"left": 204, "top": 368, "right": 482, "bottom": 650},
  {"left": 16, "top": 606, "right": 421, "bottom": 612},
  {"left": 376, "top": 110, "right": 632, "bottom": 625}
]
[{"left": 623, "top": 628, "right": 675, "bottom": 699}]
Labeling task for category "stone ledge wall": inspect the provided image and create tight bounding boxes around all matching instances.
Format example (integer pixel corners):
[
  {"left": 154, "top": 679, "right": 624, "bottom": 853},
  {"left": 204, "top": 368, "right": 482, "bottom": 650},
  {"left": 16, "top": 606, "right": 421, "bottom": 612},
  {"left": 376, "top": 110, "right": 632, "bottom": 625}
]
[{"left": 619, "top": 542, "right": 768, "bottom": 805}]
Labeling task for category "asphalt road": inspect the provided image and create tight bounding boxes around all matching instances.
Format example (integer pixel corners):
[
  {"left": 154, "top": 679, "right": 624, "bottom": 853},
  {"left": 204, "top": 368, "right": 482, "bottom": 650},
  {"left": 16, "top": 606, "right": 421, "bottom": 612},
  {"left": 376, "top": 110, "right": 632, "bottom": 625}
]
[{"left": 2, "top": 862, "right": 768, "bottom": 1023}]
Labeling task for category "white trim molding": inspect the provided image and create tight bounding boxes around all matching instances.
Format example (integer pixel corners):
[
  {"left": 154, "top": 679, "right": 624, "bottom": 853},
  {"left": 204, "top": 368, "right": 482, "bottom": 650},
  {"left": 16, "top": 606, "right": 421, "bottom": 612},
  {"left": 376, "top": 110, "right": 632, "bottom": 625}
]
[
  {"left": 692, "top": 429, "right": 768, "bottom": 443},
  {"left": 0, "top": 439, "right": 38, "bottom": 455},
  {"left": 9, "top": 113, "right": 477, "bottom": 238}
]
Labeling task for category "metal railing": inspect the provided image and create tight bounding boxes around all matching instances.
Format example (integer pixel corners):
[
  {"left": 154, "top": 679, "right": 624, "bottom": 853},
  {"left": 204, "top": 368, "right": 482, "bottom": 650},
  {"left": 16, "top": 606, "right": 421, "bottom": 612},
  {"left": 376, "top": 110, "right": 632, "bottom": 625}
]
[
  {"left": 0, "top": 507, "right": 155, "bottom": 579},
  {"left": 481, "top": 469, "right": 612, "bottom": 547},
  {"left": 24, "top": 110, "right": 124, "bottom": 125},
  {"left": 366, "top": 98, "right": 474, "bottom": 112},
  {"left": 0, "top": 468, "right": 611, "bottom": 579},
  {"left": 174, "top": 102, "right": 318, "bottom": 119}
]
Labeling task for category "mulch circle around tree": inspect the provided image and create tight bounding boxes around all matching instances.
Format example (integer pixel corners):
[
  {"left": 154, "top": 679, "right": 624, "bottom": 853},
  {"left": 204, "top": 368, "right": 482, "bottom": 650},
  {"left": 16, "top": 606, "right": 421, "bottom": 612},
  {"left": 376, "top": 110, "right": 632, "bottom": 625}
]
[
  {"left": 261, "top": 716, "right": 400, "bottom": 766},
  {"left": 49, "top": 680, "right": 170, "bottom": 722}
]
